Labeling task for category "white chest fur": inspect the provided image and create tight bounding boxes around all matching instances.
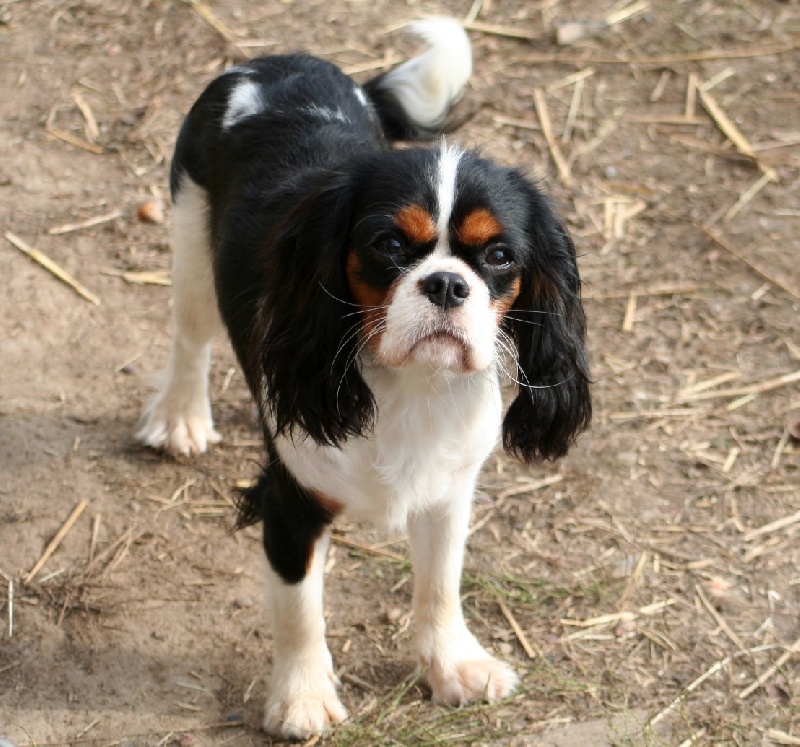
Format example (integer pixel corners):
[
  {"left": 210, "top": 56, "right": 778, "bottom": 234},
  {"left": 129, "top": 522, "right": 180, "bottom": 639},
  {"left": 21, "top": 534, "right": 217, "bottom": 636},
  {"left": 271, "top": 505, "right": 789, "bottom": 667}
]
[{"left": 273, "top": 362, "right": 503, "bottom": 532}]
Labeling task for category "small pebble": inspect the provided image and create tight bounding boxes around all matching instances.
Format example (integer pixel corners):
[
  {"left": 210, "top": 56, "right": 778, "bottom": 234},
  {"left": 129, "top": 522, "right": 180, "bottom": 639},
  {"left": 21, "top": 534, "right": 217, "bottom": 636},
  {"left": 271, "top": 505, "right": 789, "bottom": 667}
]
[
  {"left": 176, "top": 734, "right": 196, "bottom": 747},
  {"left": 137, "top": 198, "right": 165, "bottom": 224},
  {"left": 234, "top": 594, "right": 254, "bottom": 608},
  {"left": 385, "top": 607, "right": 402, "bottom": 624},
  {"left": 603, "top": 165, "right": 618, "bottom": 179}
]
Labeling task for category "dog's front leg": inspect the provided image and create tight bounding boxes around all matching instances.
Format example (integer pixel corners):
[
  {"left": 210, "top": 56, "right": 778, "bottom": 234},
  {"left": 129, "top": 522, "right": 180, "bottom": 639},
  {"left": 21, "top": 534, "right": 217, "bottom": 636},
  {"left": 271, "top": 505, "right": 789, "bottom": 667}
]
[
  {"left": 408, "top": 491, "right": 518, "bottom": 706},
  {"left": 262, "top": 529, "right": 347, "bottom": 738}
]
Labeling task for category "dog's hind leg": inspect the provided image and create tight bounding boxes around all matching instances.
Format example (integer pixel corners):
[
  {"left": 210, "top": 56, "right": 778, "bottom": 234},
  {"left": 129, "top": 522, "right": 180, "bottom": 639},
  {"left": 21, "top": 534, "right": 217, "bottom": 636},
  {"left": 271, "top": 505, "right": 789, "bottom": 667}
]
[{"left": 137, "top": 176, "right": 223, "bottom": 456}]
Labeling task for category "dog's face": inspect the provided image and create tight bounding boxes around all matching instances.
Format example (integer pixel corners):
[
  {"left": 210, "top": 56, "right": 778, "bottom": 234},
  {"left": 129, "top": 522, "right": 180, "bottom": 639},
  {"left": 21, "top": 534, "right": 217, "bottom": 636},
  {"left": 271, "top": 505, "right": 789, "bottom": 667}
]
[
  {"left": 259, "top": 144, "right": 591, "bottom": 461},
  {"left": 346, "top": 147, "right": 522, "bottom": 375}
]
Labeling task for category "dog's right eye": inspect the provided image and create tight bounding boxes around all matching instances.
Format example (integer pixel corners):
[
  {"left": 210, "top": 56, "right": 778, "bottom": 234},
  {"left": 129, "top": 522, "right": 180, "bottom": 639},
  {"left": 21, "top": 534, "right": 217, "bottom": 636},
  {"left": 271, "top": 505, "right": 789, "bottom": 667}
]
[{"left": 373, "top": 236, "right": 405, "bottom": 259}]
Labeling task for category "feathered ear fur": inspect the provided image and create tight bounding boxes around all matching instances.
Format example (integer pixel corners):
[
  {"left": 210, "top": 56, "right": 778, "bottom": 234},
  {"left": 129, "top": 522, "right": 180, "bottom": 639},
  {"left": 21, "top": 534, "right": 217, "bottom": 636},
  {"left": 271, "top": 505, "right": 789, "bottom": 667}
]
[
  {"left": 248, "top": 172, "right": 375, "bottom": 447},
  {"left": 502, "top": 177, "right": 591, "bottom": 463}
]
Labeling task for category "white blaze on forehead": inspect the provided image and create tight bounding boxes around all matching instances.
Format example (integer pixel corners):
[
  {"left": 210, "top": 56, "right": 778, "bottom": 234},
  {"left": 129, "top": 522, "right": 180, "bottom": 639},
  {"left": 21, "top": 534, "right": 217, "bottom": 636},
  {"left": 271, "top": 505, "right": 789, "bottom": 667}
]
[
  {"left": 433, "top": 143, "right": 463, "bottom": 254},
  {"left": 223, "top": 78, "right": 265, "bottom": 130}
]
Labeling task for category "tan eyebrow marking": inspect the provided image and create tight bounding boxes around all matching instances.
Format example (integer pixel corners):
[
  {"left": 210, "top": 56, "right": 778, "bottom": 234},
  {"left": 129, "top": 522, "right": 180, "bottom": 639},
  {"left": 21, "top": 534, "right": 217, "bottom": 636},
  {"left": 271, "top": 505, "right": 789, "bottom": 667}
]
[
  {"left": 395, "top": 204, "right": 437, "bottom": 244},
  {"left": 456, "top": 208, "right": 503, "bottom": 245}
]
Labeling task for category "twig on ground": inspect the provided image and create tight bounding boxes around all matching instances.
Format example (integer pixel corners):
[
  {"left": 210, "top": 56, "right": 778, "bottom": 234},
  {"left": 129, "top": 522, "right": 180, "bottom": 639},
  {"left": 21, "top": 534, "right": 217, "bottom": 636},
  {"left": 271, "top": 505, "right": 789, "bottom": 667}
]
[
  {"left": 88, "top": 513, "right": 101, "bottom": 562},
  {"left": 71, "top": 90, "right": 100, "bottom": 142},
  {"left": 106, "top": 268, "right": 172, "bottom": 286},
  {"left": 561, "top": 76, "right": 585, "bottom": 143},
  {"left": 331, "top": 534, "right": 406, "bottom": 562},
  {"left": 646, "top": 644, "right": 777, "bottom": 728},
  {"left": 724, "top": 170, "right": 775, "bottom": 222},
  {"left": 695, "top": 584, "right": 746, "bottom": 651},
  {"left": 621, "top": 292, "right": 637, "bottom": 332},
  {"left": 608, "top": 408, "right": 704, "bottom": 422},
  {"left": 649, "top": 70, "right": 671, "bottom": 102},
  {"left": 547, "top": 67, "right": 595, "bottom": 93},
  {"left": 585, "top": 283, "right": 710, "bottom": 300},
  {"left": 572, "top": 107, "right": 626, "bottom": 159},
  {"left": 744, "top": 508, "right": 800, "bottom": 542},
  {"left": 496, "top": 474, "right": 562, "bottom": 499},
  {"left": 561, "top": 598, "right": 675, "bottom": 631},
  {"left": 181, "top": 0, "right": 248, "bottom": 57},
  {"left": 7, "top": 578, "right": 12, "bottom": 638},
  {"left": 518, "top": 43, "right": 800, "bottom": 67},
  {"left": 33, "top": 720, "right": 248, "bottom": 746},
  {"left": 45, "top": 124, "right": 105, "bottom": 154},
  {"left": 343, "top": 53, "right": 401, "bottom": 76},
  {"left": 766, "top": 729, "right": 800, "bottom": 746},
  {"left": 463, "top": 0, "right": 483, "bottom": 25},
  {"left": 697, "top": 82, "right": 778, "bottom": 213},
  {"left": 497, "top": 598, "right": 538, "bottom": 660},
  {"left": 605, "top": 1, "right": 649, "bottom": 26},
  {"left": 464, "top": 21, "right": 535, "bottom": 40},
  {"left": 696, "top": 84, "right": 755, "bottom": 158},
  {"left": 24, "top": 499, "right": 89, "bottom": 584},
  {"left": 5, "top": 231, "right": 101, "bottom": 306},
  {"left": 685, "top": 72, "right": 698, "bottom": 119},
  {"left": 705, "top": 226, "right": 797, "bottom": 287},
  {"left": 771, "top": 430, "right": 790, "bottom": 470},
  {"left": 533, "top": 89, "right": 572, "bottom": 186},
  {"left": 677, "top": 369, "right": 800, "bottom": 403},
  {"left": 493, "top": 114, "right": 541, "bottom": 131},
  {"left": 48, "top": 210, "right": 122, "bottom": 236},
  {"left": 739, "top": 637, "right": 800, "bottom": 699},
  {"left": 678, "top": 372, "right": 741, "bottom": 398}
]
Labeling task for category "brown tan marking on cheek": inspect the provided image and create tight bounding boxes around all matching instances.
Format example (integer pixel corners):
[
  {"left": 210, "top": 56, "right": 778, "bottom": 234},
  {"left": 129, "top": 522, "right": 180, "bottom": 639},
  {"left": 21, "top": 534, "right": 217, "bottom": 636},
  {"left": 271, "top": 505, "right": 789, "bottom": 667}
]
[
  {"left": 492, "top": 276, "right": 522, "bottom": 321},
  {"left": 346, "top": 250, "right": 394, "bottom": 355},
  {"left": 456, "top": 208, "right": 503, "bottom": 245},
  {"left": 395, "top": 204, "right": 436, "bottom": 244}
]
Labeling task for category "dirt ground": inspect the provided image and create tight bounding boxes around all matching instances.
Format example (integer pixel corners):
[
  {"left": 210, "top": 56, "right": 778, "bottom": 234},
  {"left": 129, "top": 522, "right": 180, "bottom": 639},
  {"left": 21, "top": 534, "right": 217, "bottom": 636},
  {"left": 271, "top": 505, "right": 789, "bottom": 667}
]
[{"left": 1, "top": 0, "right": 799, "bottom": 744}]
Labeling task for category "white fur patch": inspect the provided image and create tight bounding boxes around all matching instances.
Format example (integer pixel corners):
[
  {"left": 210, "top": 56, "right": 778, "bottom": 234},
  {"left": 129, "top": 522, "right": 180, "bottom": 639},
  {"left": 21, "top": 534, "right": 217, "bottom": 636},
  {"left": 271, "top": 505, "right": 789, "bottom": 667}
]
[
  {"left": 376, "top": 17, "right": 472, "bottom": 129},
  {"left": 433, "top": 143, "right": 463, "bottom": 252},
  {"left": 136, "top": 176, "right": 223, "bottom": 455},
  {"left": 262, "top": 533, "right": 347, "bottom": 738},
  {"left": 302, "top": 105, "right": 349, "bottom": 123},
  {"left": 223, "top": 78, "right": 265, "bottom": 130},
  {"left": 271, "top": 359, "right": 501, "bottom": 534},
  {"left": 354, "top": 86, "right": 368, "bottom": 107}
]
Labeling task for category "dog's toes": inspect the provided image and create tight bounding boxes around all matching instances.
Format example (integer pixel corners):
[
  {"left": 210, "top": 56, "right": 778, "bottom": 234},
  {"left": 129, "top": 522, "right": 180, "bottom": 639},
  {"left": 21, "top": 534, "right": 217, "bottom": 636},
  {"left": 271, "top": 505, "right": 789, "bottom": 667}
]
[
  {"left": 428, "top": 656, "right": 518, "bottom": 706},
  {"left": 263, "top": 691, "right": 347, "bottom": 739},
  {"left": 137, "top": 404, "right": 219, "bottom": 457}
]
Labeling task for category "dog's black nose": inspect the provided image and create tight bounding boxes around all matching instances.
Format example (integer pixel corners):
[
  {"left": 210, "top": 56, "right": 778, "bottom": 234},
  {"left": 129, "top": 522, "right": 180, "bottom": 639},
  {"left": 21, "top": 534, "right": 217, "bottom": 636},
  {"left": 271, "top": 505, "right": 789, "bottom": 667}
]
[{"left": 421, "top": 272, "right": 470, "bottom": 309}]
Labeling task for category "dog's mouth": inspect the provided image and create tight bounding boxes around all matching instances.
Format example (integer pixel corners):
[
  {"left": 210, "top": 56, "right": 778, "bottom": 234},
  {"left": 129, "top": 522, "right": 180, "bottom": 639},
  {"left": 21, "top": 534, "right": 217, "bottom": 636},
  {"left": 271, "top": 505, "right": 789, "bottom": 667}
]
[{"left": 406, "top": 329, "right": 472, "bottom": 370}]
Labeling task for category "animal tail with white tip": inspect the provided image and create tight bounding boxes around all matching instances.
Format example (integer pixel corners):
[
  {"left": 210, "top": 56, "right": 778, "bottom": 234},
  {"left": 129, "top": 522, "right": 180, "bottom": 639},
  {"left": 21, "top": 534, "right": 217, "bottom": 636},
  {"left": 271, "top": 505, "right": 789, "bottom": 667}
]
[{"left": 363, "top": 18, "right": 472, "bottom": 140}]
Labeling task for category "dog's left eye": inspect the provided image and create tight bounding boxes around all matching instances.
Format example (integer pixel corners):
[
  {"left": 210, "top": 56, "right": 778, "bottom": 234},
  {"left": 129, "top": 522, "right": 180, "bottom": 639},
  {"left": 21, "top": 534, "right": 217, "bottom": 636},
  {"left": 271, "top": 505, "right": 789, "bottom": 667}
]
[{"left": 483, "top": 245, "right": 513, "bottom": 268}]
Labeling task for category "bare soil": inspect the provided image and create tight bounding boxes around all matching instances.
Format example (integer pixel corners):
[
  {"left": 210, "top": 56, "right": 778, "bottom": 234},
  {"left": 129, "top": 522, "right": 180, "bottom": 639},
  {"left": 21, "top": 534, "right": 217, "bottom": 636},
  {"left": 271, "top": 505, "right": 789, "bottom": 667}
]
[{"left": 1, "top": 1, "right": 799, "bottom": 745}]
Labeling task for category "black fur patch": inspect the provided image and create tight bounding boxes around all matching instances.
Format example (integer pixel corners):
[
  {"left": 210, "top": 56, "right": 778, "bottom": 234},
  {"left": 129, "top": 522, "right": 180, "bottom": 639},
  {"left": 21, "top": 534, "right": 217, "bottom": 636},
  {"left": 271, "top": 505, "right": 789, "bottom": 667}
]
[{"left": 237, "top": 450, "right": 338, "bottom": 585}]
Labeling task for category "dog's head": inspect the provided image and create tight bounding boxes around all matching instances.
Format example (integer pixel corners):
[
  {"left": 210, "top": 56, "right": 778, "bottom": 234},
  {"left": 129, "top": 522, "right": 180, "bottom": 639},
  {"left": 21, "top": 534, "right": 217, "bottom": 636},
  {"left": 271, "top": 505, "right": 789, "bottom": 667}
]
[{"left": 258, "top": 144, "right": 591, "bottom": 461}]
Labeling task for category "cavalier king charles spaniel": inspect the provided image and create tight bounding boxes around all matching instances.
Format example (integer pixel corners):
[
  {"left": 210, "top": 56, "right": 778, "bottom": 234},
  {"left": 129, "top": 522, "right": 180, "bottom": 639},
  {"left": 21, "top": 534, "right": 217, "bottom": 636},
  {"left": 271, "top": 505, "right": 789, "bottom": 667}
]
[{"left": 138, "top": 18, "right": 590, "bottom": 738}]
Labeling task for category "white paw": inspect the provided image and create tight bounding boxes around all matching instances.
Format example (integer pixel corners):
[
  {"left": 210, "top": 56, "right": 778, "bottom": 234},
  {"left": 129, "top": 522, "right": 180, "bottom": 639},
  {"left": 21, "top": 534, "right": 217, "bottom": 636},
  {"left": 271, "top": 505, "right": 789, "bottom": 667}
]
[
  {"left": 424, "top": 652, "right": 518, "bottom": 706},
  {"left": 263, "top": 684, "right": 347, "bottom": 738},
  {"left": 137, "top": 394, "right": 220, "bottom": 456}
]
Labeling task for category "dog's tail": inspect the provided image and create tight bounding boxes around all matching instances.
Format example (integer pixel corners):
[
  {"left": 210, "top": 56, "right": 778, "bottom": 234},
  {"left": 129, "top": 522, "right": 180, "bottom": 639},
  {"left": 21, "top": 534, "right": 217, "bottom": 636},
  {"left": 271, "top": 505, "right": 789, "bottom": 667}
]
[{"left": 363, "top": 18, "right": 472, "bottom": 141}]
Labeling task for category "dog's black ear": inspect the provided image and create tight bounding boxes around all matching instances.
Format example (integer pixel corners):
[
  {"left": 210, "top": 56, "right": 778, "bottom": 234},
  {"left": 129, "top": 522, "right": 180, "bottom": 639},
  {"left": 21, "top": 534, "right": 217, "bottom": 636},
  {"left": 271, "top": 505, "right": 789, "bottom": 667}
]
[
  {"left": 502, "top": 177, "right": 591, "bottom": 463},
  {"left": 253, "top": 171, "right": 375, "bottom": 447}
]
